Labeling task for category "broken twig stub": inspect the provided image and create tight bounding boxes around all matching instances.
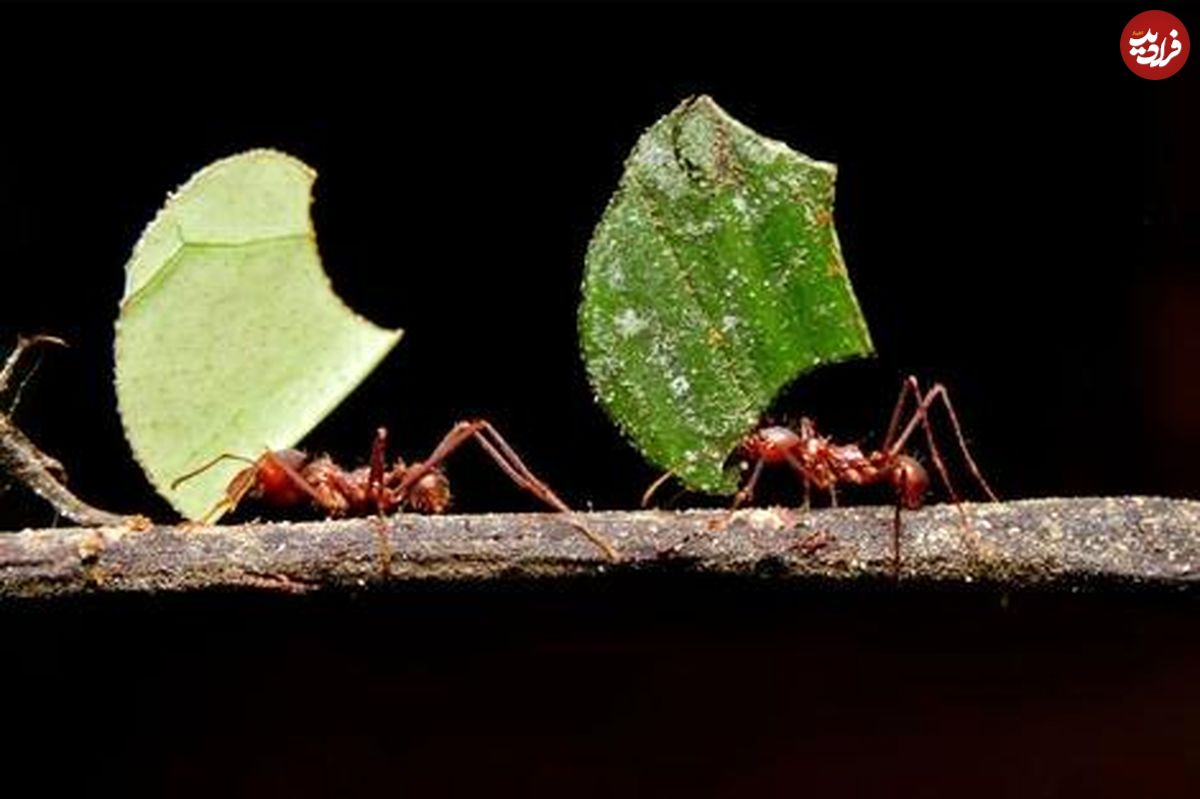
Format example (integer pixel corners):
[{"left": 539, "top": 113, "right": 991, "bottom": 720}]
[{"left": 0, "top": 497, "right": 1197, "bottom": 599}]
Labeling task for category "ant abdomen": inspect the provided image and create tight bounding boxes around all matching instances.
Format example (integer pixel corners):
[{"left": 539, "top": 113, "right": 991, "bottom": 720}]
[
  {"left": 407, "top": 469, "right": 451, "bottom": 513},
  {"left": 891, "top": 454, "right": 929, "bottom": 510}
]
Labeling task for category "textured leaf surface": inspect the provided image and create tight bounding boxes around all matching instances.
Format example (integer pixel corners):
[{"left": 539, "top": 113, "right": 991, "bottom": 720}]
[
  {"left": 116, "top": 150, "right": 402, "bottom": 520},
  {"left": 580, "top": 96, "right": 873, "bottom": 494}
]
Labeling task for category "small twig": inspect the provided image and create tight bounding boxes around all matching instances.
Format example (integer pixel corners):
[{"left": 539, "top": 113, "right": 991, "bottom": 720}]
[
  {"left": 0, "top": 416, "right": 128, "bottom": 526},
  {"left": 0, "top": 336, "right": 132, "bottom": 527}
]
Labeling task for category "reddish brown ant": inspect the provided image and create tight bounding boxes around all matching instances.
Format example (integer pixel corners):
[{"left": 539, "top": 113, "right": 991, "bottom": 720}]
[
  {"left": 645, "top": 376, "right": 998, "bottom": 573},
  {"left": 172, "top": 420, "right": 618, "bottom": 561},
  {"left": 733, "top": 375, "right": 998, "bottom": 572}
]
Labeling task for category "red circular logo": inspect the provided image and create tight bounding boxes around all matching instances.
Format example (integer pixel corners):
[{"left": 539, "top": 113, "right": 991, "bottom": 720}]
[{"left": 1122, "top": 10, "right": 1189, "bottom": 79}]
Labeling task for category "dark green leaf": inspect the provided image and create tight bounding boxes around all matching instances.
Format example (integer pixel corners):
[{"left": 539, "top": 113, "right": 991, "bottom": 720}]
[{"left": 580, "top": 96, "right": 873, "bottom": 493}]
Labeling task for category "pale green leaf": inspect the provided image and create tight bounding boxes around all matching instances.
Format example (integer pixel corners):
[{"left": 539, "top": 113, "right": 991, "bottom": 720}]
[
  {"left": 116, "top": 149, "right": 402, "bottom": 519},
  {"left": 579, "top": 96, "right": 874, "bottom": 494}
]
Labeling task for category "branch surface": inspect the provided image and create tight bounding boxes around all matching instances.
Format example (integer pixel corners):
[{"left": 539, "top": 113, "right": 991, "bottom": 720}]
[{"left": 1, "top": 497, "right": 1197, "bottom": 598}]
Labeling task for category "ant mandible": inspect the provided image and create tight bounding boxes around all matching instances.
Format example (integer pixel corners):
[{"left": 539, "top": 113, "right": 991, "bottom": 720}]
[
  {"left": 703, "top": 376, "right": 997, "bottom": 572},
  {"left": 172, "top": 419, "right": 618, "bottom": 561}
]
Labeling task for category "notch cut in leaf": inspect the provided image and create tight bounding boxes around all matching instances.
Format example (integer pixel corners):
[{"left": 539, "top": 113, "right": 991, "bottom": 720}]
[
  {"left": 116, "top": 149, "right": 402, "bottom": 520},
  {"left": 579, "top": 96, "right": 874, "bottom": 494}
]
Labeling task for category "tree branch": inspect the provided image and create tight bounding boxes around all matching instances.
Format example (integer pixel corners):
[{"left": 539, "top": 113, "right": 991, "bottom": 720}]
[
  {"left": 1, "top": 497, "right": 1197, "bottom": 598},
  {"left": 0, "top": 335, "right": 133, "bottom": 527}
]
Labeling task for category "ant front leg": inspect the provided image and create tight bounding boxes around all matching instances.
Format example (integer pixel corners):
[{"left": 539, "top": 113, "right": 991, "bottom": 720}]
[
  {"left": 710, "top": 458, "right": 766, "bottom": 532},
  {"left": 730, "top": 459, "right": 765, "bottom": 511}
]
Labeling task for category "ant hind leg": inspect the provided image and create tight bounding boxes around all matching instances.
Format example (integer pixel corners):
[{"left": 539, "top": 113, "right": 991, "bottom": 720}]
[
  {"left": 400, "top": 420, "right": 619, "bottom": 561},
  {"left": 887, "top": 379, "right": 998, "bottom": 560},
  {"left": 885, "top": 377, "right": 998, "bottom": 504}
]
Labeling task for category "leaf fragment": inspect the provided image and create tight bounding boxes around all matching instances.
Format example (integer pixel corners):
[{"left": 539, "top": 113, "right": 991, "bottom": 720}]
[
  {"left": 115, "top": 149, "right": 402, "bottom": 519},
  {"left": 579, "top": 96, "right": 873, "bottom": 494}
]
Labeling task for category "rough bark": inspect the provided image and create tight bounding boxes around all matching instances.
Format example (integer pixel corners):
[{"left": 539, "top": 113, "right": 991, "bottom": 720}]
[{"left": 1, "top": 497, "right": 1198, "bottom": 599}]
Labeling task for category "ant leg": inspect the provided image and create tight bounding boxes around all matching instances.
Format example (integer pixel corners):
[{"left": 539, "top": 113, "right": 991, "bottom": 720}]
[
  {"left": 392, "top": 421, "right": 479, "bottom": 497},
  {"left": 925, "top": 384, "right": 998, "bottom": 502},
  {"left": 782, "top": 452, "right": 814, "bottom": 510},
  {"left": 893, "top": 378, "right": 962, "bottom": 508},
  {"left": 881, "top": 375, "right": 923, "bottom": 453},
  {"left": 472, "top": 421, "right": 578, "bottom": 513},
  {"left": 400, "top": 421, "right": 567, "bottom": 513},
  {"left": 887, "top": 379, "right": 999, "bottom": 502},
  {"left": 399, "top": 420, "right": 619, "bottom": 561},
  {"left": 730, "top": 458, "right": 765, "bottom": 511},
  {"left": 711, "top": 458, "right": 763, "bottom": 534},
  {"left": 364, "top": 427, "right": 396, "bottom": 571},
  {"left": 887, "top": 379, "right": 996, "bottom": 560},
  {"left": 368, "top": 427, "right": 389, "bottom": 514},
  {"left": 885, "top": 379, "right": 972, "bottom": 551},
  {"left": 472, "top": 421, "right": 621, "bottom": 561},
  {"left": 641, "top": 470, "right": 675, "bottom": 508},
  {"left": 892, "top": 503, "right": 903, "bottom": 577}
]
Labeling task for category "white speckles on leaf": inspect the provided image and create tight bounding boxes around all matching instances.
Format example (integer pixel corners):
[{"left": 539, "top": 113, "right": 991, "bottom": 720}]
[
  {"left": 579, "top": 96, "right": 874, "bottom": 494},
  {"left": 614, "top": 308, "right": 648, "bottom": 338}
]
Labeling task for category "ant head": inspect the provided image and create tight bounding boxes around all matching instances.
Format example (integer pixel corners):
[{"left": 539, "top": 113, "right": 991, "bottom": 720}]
[
  {"left": 892, "top": 455, "right": 929, "bottom": 510},
  {"left": 408, "top": 468, "right": 451, "bottom": 513},
  {"left": 247, "top": 449, "right": 311, "bottom": 507}
]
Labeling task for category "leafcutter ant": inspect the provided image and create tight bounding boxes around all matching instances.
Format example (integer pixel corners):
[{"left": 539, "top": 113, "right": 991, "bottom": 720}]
[
  {"left": 172, "top": 420, "right": 618, "bottom": 561},
  {"left": 646, "top": 375, "right": 998, "bottom": 573},
  {"left": 738, "top": 376, "right": 997, "bottom": 572}
]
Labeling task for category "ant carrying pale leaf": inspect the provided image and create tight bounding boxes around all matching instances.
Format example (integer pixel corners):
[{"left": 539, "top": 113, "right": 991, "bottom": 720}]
[{"left": 173, "top": 421, "right": 618, "bottom": 561}]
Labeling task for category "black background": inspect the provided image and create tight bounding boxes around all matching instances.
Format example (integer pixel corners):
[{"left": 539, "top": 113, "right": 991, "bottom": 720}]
[
  {"left": 0, "top": 3, "right": 1195, "bottom": 523},
  {"left": 1, "top": 4, "right": 1198, "bottom": 797}
]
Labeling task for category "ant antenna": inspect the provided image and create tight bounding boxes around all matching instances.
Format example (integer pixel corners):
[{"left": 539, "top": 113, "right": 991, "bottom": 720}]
[{"left": 170, "top": 453, "right": 258, "bottom": 490}]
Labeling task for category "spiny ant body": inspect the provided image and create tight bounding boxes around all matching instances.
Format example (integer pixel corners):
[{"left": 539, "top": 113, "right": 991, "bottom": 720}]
[
  {"left": 729, "top": 376, "right": 998, "bottom": 573},
  {"left": 173, "top": 420, "right": 617, "bottom": 561}
]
